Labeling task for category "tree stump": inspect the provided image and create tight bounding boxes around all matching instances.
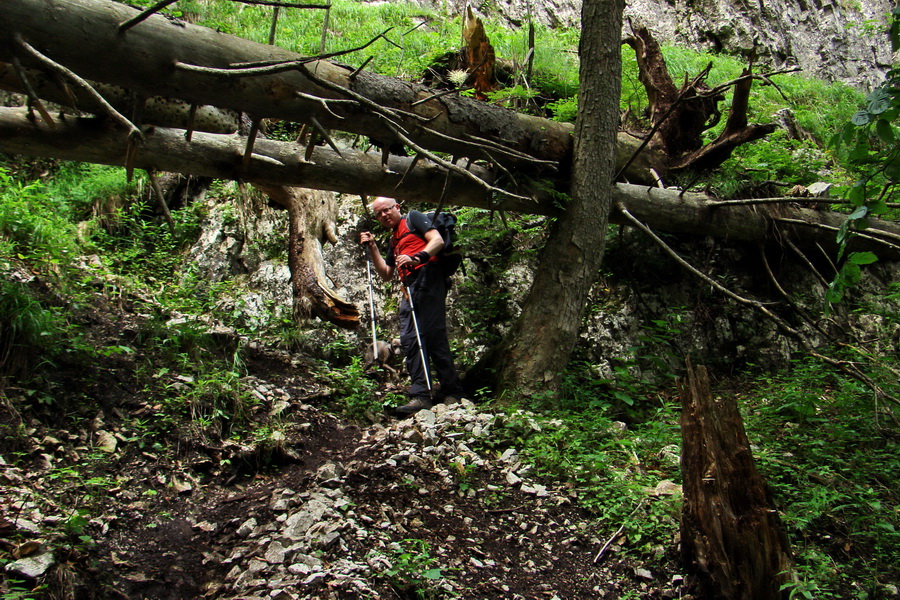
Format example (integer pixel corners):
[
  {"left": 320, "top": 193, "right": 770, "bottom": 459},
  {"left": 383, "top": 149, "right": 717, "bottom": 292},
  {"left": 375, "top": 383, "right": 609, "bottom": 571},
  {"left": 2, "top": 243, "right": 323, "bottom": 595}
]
[{"left": 679, "top": 360, "right": 793, "bottom": 599}]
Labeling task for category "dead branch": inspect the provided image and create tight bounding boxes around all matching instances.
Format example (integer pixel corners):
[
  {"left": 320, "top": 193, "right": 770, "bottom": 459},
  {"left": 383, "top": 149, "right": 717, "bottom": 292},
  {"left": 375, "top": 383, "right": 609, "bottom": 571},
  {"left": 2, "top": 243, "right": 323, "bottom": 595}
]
[
  {"left": 616, "top": 200, "right": 795, "bottom": 327},
  {"left": 703, "top": 67, "right": 801, "bottom": 99},
  {"left": 760, "top": 245, "right": 830, "bottom": 338},
  {"left": 293, "top": 62, "right": 534, "bottom": 202},
  {"left": 174, "top": 29, "right": 395, "bottom": 77},
  {"left": 785, "top": 238, "right": 831, "bottom": 287},
  {"left": 118, "top": 0, "right": 178, "bottom": 33},
  {"left": 10, "top": 56, "right": 54, "bottom": 127},
  {"left": 382, "top": 119, "right": 533, "bottom": 203},
  {"left": 593, "top": 498, "right": 646, "bottom": 563},
  {"left": 293, "top": 92, "right": 353, "bottom": 119},
  {"left": 349, "top": 56, "right": 374, "bottom": 80},
  {"left": 267, "top": 6, "right": 280, "bottom": 45},
  {"left": 242, "top": 118, "right": 262, "bottom": 169},
  {"left": 15, "top": 34, "right": 142, "bottom": 140},
  {"left": 293, "top": 53, "right": 558, "bottom": 173},
  {"left": 712, "top": 197, "right": 855, "bottom": 207},
  {"left": 774, "top": 217, "right": 900, "bottom": 251},
  {"left": 147, "top": 169, "right": 176, "bottom": 234},
  {"left": 308, "top": 115, "right": 342, "bottom": 157}
]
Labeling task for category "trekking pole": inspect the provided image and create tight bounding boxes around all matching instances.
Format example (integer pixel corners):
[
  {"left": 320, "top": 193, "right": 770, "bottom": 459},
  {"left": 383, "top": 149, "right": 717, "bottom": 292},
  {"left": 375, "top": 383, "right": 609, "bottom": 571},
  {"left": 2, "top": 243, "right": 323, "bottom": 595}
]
[
  {"left": 405, "top": 284, "right": 433, "bottom": 396},
  {"left": 365, "top": 252, "right": 379, "bottom": 362}
]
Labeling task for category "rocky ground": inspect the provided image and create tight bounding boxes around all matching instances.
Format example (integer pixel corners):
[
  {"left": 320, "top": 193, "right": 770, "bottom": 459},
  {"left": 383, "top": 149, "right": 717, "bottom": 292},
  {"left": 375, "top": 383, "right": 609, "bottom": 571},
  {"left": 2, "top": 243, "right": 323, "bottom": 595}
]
[{"left": 1, "top": 325, "right": 684, "bottom": 600}]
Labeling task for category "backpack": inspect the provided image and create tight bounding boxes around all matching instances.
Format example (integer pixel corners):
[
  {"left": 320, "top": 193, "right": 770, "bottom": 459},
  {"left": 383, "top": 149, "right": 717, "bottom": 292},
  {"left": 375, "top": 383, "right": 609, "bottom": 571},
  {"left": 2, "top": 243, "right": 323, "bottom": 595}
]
[{"left": 405, "top": 210, "right": 464, "bottom": 277}]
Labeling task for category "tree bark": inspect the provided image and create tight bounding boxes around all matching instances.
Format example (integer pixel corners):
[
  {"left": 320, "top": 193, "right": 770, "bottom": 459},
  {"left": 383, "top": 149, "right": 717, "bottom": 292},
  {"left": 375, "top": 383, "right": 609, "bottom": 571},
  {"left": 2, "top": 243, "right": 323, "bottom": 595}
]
[
  {"left": 252, "top": 184, "right": 359, "bottom": 327},
  {"left": 494, "top": 0, "right": 625, "bottom": 393},
  {"left": 679, "top": 361, "right": 793, "bottom": 599},
  {"left": 0, "top": 61, "right": 239, "bottom": 134}
]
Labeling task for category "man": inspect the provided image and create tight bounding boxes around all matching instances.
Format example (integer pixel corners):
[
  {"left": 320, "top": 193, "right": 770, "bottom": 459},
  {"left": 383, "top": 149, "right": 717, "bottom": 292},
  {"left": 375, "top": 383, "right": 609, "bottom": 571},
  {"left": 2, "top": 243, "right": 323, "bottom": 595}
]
[{"left": 360, "top": 196, "right": 465, "bottom": 414}]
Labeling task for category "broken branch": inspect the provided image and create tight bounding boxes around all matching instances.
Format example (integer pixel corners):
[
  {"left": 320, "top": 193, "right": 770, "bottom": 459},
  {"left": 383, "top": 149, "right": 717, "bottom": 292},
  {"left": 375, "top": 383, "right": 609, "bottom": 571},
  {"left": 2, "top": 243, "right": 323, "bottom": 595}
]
[
  {"left": 118, "top": 0, "right": 178, "bottom": 33},
  {"left": 16, "top": 34, "right": 142, "bottom": 140}
]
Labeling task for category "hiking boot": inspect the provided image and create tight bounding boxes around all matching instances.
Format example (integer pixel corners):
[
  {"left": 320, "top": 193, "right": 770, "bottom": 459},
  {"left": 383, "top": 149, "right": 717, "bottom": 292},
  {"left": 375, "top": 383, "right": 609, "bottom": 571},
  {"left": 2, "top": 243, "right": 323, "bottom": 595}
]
[{"left": 396, "top": 396, "right": 433, "bottom": 415}]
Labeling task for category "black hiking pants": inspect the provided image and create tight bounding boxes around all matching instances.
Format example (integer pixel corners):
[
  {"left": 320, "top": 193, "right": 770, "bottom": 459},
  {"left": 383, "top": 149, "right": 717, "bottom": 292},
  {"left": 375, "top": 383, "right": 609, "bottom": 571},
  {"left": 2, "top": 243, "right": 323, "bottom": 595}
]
[{"left": 399, "top": 262, "right": 463, "bottom": 399}]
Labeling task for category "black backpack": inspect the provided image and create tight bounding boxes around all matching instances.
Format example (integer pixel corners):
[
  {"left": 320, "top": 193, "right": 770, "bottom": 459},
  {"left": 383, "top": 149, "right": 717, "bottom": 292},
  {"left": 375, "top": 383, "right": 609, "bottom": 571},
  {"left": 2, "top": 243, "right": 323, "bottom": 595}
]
[{"left": 405, "top": 210, "right": 464, "bottom": 277}]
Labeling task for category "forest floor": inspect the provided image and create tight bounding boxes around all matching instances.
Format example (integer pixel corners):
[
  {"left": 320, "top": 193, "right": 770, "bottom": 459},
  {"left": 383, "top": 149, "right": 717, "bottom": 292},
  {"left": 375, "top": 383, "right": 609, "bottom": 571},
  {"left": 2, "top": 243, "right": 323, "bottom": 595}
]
[{"left": 0, "top": 289, "right": 684, "bottom": 600}]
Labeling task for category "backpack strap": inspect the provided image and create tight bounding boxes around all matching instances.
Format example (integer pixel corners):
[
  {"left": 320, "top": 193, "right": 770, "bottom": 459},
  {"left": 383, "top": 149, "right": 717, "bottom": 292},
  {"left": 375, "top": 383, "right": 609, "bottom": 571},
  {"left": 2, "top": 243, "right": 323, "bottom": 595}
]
[{"left": 405, "top": 210, "right": 434, "bottom": 237}]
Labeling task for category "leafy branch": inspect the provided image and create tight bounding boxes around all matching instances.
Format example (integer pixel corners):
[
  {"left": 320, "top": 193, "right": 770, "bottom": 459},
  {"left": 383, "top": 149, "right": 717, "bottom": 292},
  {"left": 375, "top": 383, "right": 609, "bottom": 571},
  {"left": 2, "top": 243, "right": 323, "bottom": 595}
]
[{"left": 826, "top": 5, "right": 900, "bottom": 312}]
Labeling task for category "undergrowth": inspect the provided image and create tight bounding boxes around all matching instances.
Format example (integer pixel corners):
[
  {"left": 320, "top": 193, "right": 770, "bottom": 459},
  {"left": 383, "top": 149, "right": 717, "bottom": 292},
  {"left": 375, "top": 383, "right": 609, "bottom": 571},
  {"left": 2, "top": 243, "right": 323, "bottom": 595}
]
[{"left": 744, "top": 354, "right": 900, "bottom": 599}]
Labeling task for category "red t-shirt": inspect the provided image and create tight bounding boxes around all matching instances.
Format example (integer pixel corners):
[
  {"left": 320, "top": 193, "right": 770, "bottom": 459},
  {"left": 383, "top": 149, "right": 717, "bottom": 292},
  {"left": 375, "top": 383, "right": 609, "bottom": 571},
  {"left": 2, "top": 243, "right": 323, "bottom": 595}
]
[{"left": 390, "top": 217, "right": 436, "bottom": 276}]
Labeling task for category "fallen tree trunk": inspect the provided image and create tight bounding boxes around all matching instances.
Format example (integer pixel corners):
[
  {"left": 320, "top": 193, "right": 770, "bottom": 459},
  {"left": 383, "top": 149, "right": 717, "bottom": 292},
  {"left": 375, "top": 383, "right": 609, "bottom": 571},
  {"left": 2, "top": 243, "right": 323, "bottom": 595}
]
[
  {"left": 0, "top": 0, "right": 577, "bottom": 175},
  {"left": 2, "top": 106, "right": 897, "bottom": 261}
]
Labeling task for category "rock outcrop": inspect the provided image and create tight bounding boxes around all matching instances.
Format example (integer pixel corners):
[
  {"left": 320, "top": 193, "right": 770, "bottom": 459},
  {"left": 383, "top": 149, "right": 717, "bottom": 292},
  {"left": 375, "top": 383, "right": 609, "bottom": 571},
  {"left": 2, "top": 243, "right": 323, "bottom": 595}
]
[{"left": 411, "top": 0, "right": 893, "bottom": 90}]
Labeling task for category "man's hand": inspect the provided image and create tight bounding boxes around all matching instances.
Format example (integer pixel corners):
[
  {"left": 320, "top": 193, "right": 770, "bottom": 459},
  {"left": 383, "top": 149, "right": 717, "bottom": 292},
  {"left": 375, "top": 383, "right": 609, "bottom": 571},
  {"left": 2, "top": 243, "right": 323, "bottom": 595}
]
[{"left": 360, "top": 231, "right": 374, "bottom": 246}]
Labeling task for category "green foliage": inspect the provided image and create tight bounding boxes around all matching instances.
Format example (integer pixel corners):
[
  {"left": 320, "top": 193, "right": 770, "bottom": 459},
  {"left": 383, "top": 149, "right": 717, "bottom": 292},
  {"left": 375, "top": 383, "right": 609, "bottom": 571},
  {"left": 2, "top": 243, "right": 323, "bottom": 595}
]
[
  {"left": 325, "top": 356, "right": 397, "bottom": 419},
  {"left": 0, "top": 280, "right": 67, "bottom": 383},
  {"left": 89, "top": 196, "right": 197, "bottom": 285},
  {"left": 379, "top": 538, "right": 452, "bottom": 599},
  {"left": 0, "top": 167, "right": 80, "bottom": 269},
  {"left": 824, "top": 8, "right": 900, "bottom": 313},
  {"left": 745, "top": 355, "right": 900, "bottom": 597},
  {"left": 44, "top": 162, "right": 144, "bottom": 220},
  {"left": 547, "top": 95, "right": 578, "bottom": 122},
  {"left": 481, "top": 398, "right": 682, "bottom": 556},
  {"left": 484, "top": 84, "right": 539, "bottom": 107},
  {"left": 0, "top": 578, "right": 45, "bottom": 600},
  {"left": 153, "top": 356, "right": 255, "bottom": 439}
]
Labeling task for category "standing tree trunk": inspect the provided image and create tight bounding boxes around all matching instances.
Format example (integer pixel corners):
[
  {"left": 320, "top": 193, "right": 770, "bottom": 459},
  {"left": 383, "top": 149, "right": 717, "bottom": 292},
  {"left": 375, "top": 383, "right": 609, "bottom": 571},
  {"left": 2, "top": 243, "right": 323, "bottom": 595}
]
[
  {"left": 495, "top": 0, "right": 624, "bottom": 394},
  {"left": 679, "top": 361, "right": 793, "bottom": 599}
]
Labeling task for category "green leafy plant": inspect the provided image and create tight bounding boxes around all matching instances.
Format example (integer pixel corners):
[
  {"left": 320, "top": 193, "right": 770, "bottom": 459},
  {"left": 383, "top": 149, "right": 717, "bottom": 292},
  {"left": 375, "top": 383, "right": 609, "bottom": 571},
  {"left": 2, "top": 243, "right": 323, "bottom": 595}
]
[
  {"left": 825, "top": 6, "right": 900, "bottom": 312},
  {"left": 0, "top": 578, "right": 46, "bottom": 600},
  {"left": 0, "top": 167, "right": 80, "bottom": 270},
  {"left": 381, "top": 538, "right": 451, "bottom": 599},
  {"left": 326, "top": 357, "right": 384, "bottom": 419},
  {"left": 0, "top": 280, "right": 67, "bottom": 386},
  {"left": 745, "top": 354, "right": 900, "bottom": 597}
]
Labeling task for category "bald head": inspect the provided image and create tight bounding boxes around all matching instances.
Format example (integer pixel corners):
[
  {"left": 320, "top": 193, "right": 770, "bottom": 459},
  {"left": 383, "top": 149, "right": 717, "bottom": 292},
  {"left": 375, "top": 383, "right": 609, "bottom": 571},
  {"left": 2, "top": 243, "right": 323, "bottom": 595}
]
[{"left": 371, "top": 197, "right": 401, "bottom": 229}]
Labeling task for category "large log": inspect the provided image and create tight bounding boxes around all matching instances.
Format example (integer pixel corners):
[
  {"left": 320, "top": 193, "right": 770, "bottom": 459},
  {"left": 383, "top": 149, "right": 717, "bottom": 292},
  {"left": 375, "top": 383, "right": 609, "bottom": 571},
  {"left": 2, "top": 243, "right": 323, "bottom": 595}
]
[
  {"left": 0, "top": 0, "right": 575, "bottom": 174},
  {"left": 679, "top": 361, "right": 794, "bottom": 599},
  {"left": 2, "top": 106, "right": 897, "bottom": 261}
]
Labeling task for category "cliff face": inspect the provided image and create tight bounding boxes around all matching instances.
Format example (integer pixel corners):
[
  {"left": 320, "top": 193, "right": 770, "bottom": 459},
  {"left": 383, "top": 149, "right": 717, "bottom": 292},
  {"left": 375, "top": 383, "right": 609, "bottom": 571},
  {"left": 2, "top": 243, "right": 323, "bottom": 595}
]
[{"left": 413, "top": 0, "right": 892, "bottom": 90}]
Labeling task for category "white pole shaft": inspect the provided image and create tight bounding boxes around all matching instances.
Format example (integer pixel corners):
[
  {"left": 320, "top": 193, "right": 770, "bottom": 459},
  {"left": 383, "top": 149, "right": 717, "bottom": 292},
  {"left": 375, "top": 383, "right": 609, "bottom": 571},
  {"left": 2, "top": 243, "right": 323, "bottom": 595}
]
[
  {"left": 406, "top": 285, "right": 432, "bottom": 393},
  {"left": 366, "top": 256, "right": 378, "bottom": 358}
]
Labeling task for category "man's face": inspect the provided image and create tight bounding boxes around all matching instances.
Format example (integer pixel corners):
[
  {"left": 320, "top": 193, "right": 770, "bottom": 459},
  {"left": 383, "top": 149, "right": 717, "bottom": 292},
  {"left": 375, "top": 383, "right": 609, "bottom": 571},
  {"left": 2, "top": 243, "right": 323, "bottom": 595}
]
[{"left": 372, "top": 199, "right": 401, "bottom": 229}]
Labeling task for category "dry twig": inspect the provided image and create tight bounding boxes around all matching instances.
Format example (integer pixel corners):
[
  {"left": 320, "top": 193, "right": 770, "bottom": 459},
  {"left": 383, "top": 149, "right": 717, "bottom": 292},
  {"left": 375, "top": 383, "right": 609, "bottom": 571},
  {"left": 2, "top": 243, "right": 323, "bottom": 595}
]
[
  {"left": 118, "top": 0, "right": 178, "bottom": 33},
  {"left": 16, "top": 35, "right": 143, "bottom": 141}
]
